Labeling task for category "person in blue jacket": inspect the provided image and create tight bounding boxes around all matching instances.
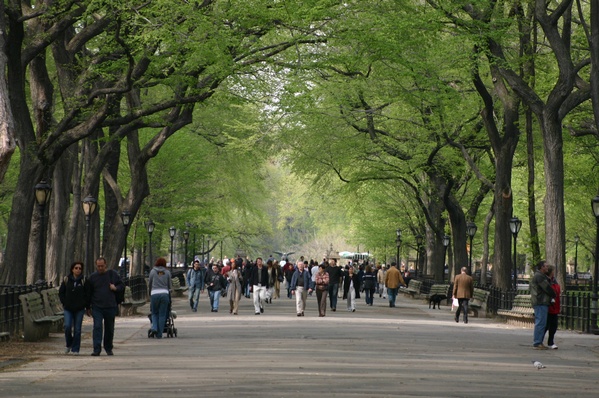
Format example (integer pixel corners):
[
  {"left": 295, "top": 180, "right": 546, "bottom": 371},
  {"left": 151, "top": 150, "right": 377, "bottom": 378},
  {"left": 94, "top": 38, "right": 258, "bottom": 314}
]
[{"left": 290, "top": 260, "right": 314, "bottom": 316}]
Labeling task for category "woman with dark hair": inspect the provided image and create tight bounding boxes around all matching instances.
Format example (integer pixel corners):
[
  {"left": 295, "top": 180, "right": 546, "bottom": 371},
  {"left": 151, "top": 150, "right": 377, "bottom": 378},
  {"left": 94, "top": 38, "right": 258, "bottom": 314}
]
[
  {"left": 148, "top": 257, "right": 172, "bottom": 338},
  {"left": 59, "top": 261, "right": 87, "bottom": 355}
]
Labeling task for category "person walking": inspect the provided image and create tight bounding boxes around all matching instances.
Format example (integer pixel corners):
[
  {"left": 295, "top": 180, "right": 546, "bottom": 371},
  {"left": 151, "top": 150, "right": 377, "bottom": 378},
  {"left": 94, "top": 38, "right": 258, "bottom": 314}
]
[
  {"left": 58, "top": 261, "right": 87, "bottom": 355},
  {"left": 206, "top": 264, "right": 226, "bottom": 312},
  {"left": 325, "top": 259, "right": 342, "bottom": 312},
  {"left": 544, "top": 265, "right": 561, "bottom": 349},
  {"left": 384, "top": 262, "right": 406, "bottom": 307},
  {"left": 85, "top": 257, "right": 124, "bottom": 356},
  {"left": 342, "top": 266, "right": 360, "bottom": 312},
  {"left": 531, "top": 260, "right": 556, "bottom": 349},
  {"left": 453, "top": 266, "right": 474, "bottom": 324},
  {"left": 187, "top": 260, "right": 205, "bottom": 312},
  {"left": 290, "top": 260, "right": 313, "bottom": 316},
  {"left": 148, "top": 257, "right": 172, "bottom": 339},
  {"left": 226, "top": 260, "right": 243, "bottom": 315},
  {"left": 362, "top": 264, "right": 376, "bottom": 306},
  {"left": 315, "top": 264, "right": 330, "bottom": 317},
  {"left": 251, "top": 257, "right": 269, "bottom": 315},
  {"left": 284, "top": 261, "right": 296, "bottom": 299},
  {"left": 376, "top": 264, "right": 387, "bottom": 299}
]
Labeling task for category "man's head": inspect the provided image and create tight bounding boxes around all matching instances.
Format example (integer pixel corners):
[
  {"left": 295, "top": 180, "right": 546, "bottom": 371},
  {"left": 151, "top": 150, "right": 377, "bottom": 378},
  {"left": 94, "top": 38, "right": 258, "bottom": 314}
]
[
  {"left": 329, "top": 259, "right": 337, "bottom": 267},
  {"left": 461, "top": 266, "right": 468, "bottom": 274},
  {"left": 95, "top": 257, "right": 107, "bottom": 274},
  {"left": 537, "top": 260, "right": 549, "bottom": 274},
  {"left": 256, "top": 257, "right": 263, "bottom": 267},
  {"left": 212, "top": 265, "right": 219, "bottom": 274},
  {"left": 297, "top": 261, "right": 304, "bottom": 271},
  {"left": 193, "top": 260, "right": 200, "bottom": 269}
]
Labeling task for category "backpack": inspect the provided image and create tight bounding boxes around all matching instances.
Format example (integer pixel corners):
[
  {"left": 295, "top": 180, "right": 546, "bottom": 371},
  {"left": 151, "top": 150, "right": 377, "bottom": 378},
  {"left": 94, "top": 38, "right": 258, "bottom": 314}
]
[{"left": 109, "top": 270, "right": 125, "bottom": 304}]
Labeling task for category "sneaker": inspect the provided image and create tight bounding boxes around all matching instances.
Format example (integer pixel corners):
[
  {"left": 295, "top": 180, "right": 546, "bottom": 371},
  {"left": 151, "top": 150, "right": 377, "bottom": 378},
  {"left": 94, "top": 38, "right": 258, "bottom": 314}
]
[
  {"left": 533, "top": 344, "right": 549, "bottom": 350},
  {"left": 550, "top": 344, "right": 558, "bottom": 349},
  {"left": 64, "top": 347, "right": 71, "bottom": 354},
  {"left": 255, "top": 312, "right": 260, "bottom": 315},
  {"left": 260, "top": 307, "right": 264, "bottom": 313},
  {"left": 91, "top": 352, "right": 101, "bottom": 356},
  {"left": 106, "top": 351, "right": 114, "bottom": 356},
  {"left": 70, "top": 351, "right": 79, "bottom": 356}
]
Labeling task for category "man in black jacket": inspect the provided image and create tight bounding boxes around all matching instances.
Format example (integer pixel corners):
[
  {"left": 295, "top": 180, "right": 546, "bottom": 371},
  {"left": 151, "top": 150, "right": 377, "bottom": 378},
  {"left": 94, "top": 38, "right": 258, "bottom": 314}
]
[
  {"left": 86, "top": 257, "right": 124, "bottom": 356},
  {"left": 325, "top": 259, "right": 343, "bottom": 311},
  {"left": 250, "top": 258, "right": 269, "bottom": 315}
]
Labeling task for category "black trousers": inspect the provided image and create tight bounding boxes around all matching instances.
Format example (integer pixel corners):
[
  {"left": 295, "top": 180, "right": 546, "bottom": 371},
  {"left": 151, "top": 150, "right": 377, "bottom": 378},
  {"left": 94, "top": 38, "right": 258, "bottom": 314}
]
[
  {"left": 545, "top": 313, "right": 558, "bottom": 345},
  {"left": 455, "top": 298, "right": 469, "bottom": 322}
]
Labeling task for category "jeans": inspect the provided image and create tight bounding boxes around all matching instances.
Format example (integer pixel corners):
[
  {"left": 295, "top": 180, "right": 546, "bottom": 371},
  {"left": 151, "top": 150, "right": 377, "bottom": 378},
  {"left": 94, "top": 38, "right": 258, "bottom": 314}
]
[
  {"left": 387, "top": 287, "right": 399, "bottom": 306},
  {"left": 92, "top": 306, "right": 118, "bottom": 354},
  {"left": 365, "top": 288, "right": 374, "bottom": 305},
  {"left": 456, "top": 298, "right": 470, "bottom": 323},
  {"left": 328, "top": 283, "right": 339, "bottom": 309},
  {"left": 151, "top": 293, "right": 170, "bottom": 338},
  {"left": 63, "top": 308, "right": 85, "bottom": 353},
  {"left": 188, "top": 285, "right": 202, "bottom": 310},
  {"left": 209, "top": 289, "right": 221, "bottom": 311},
  {"left": 533, "top": 305, "right": 549, "bottom": 346}
]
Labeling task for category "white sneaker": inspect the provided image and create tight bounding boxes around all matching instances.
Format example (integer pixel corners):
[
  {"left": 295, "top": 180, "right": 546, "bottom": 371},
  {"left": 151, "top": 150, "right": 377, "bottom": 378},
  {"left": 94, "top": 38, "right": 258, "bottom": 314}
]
[
  {"left": 550, "top": 344, "right": 558, "bottom": 349},
  {"left": 64, "top": 347, "right": 71, "bottom": 354}
]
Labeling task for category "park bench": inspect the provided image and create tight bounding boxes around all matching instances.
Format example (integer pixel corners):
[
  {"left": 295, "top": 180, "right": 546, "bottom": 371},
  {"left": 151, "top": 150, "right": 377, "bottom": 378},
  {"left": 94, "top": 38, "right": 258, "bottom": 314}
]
[
  {"left": 496, "top": 294, "right": 534, "bottom": 327},
  {"left": 469, "top": 288, "right": 490, "bottom": 318},
  {"left": 120, "top": 286, "right": 146, "bottom": 316},
  {"left": 0, "top": 332, "right": 10, "bottom": 341},
  {"left": 171, "top": 277, "right": 188, "bottom": 297},
  {"left": 40, "top": 287, "right": 64, "bottom": 332},
  {"left": 425, "top": 284, "right": 450, "bottom": 299},
  {"left": 401, "top": 279, "right": 423, "bottom": 298},
  {"left": 18, "top": 291, "right": 63, "bottom": 342}
]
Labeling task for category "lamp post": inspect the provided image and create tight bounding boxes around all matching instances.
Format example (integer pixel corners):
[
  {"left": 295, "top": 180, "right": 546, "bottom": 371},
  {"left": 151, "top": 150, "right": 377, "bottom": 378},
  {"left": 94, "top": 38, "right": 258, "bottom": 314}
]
[
  {"left": 509, "top": 216, "right": 523, "bottom": 290},
  {"left": 396, "top": 229, "right": 402, "bottom": 272},
  {"left": 82, "top": 196, "right": 97, "bottom": 275},
  {"left": 206, "top": 236, "right": 211, "bottom": 263},
  {"left": 591, "top": 195, "right": 599, "bottom": 334},
  {"left": 466, "top": 222, "right": 477, "bottom": 276},
  {"left": 442, "top": 234, "right": 450, "bottom": 282},
  {"left": 121, "top": 210, "right": 131, "bottom": 279},
  {"left": 574, "top": 234, "right": 580, "bottom": 285},
  {"left": 146, "top": 220, "right": 155, "bottom": 271},
  {"left": 183, "top": 230, "right": 190, "bottom": 270},
  {"left": 34, "top": 181, "right": 52, "bottom": 282},
  {"left": 415, "top": 234, "right": 423, "bottom": 278},
  {"left": 169, "top": 226, "right": 176, "bottom": 271}
]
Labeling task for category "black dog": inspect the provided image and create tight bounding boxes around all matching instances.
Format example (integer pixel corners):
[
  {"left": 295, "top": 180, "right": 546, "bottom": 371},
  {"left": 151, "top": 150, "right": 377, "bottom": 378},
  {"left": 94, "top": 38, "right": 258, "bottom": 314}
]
[{"left": 429, "top": 294, "right": 447, "bottom": 309}]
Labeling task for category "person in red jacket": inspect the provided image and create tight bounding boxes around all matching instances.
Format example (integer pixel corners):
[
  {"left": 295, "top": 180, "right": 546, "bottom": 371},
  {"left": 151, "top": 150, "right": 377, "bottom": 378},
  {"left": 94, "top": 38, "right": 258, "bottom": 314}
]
[{"left": 544, "top": 265, "right": 561, "bottom": 349}]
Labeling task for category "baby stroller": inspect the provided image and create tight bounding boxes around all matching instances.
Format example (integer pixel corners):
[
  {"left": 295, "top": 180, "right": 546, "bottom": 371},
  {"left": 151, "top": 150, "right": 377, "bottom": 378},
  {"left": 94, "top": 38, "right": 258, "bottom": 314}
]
[{"left": 147, "top": 300, "right": 177, "bottom": 338}]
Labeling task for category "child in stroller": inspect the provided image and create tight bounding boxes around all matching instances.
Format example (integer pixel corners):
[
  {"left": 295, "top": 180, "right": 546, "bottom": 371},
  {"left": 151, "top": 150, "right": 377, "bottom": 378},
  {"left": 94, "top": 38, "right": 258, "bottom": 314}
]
[{"left": 147, "top": 299, "right": 177, "bottom": 338}]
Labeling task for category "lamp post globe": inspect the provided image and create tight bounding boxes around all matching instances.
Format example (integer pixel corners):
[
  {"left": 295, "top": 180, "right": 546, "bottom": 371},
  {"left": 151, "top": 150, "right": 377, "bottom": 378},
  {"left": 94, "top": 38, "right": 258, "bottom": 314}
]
[
  {"left": 34, "top": 181, "right": 52, "bottom": 282},
  {"left": 509, "top": 216, "right": 522, "bottom": 290},
  {"left": 169, "top": 226, "right": 177, "bottom": 271},
  {"left": 82, "top": 195, "right": 97, "bottom": 275},
  {"left": 466, "top": 222, "right": 477, "bottom": 276},
  {"left": 146, "top": 220, "right": 155, "bottom": 274},
  {"left": 415, "top": 234, "right": 423, "bottom": 278},
  {"left": 121, "top": 210, "right": 131, "bottom": 278},
  {"left": 442, "top": 234, "right": 450, "bottom": 282}
]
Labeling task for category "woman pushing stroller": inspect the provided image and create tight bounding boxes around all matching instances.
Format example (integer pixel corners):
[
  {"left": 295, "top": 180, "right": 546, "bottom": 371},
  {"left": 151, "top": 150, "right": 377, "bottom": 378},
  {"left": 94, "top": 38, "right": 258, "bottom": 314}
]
[{"left": 148, "top": 257, "right": 172, "bottom": 338}]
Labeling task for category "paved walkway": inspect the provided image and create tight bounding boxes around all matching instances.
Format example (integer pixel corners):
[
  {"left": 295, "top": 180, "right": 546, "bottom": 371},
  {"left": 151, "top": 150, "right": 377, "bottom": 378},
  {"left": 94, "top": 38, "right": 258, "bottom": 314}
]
[{"left": 1, "top": 291, "right": 598, "bottom": 397}]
